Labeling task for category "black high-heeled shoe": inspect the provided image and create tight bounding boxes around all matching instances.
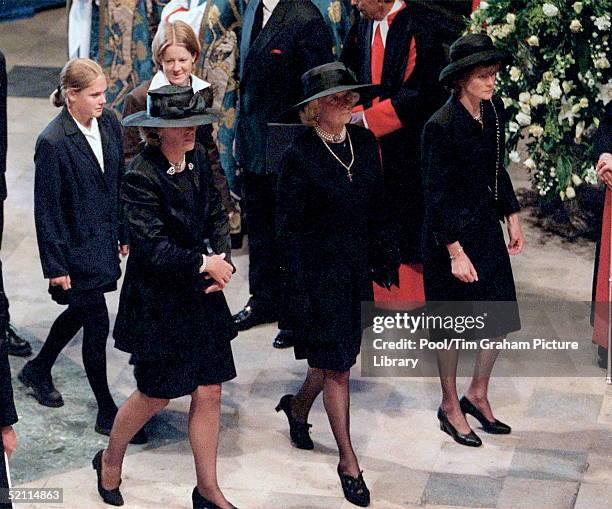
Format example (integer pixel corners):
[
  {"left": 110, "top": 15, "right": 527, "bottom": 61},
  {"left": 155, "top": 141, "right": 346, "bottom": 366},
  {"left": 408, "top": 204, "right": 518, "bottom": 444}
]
[
  {"left": 337, "top": 466, "right": 371, "bottom": 507},
  {"left": 275, "top": 394, "right": 314, "bottom": 450},
  {"left": 460, "top": 396, "right": 512, "bottom": 434},
  {"left": 92, "top": 450, "right": 124, "bottom": 506},
  {"left": 437, "top": 407, "right": 482, "bottom": 447},
  {"left": 191, "top": 487, "right": 238, "bottom": 509}
]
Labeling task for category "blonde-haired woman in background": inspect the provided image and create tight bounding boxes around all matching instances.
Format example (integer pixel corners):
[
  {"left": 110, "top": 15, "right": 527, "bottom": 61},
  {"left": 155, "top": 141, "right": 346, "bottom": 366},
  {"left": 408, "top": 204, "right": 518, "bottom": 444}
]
[
  {"left": 122, "top": 20, "right": 235, "bottom": 217},
  {"left": 18, "top": 58, "right": 147, "bottom": 444}
]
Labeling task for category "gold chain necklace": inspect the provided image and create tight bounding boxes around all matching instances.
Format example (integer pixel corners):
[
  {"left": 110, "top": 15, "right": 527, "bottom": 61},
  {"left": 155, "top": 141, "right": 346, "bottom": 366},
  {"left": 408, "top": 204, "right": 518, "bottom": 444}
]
[{"left": 317, "top": 129, "right": 355, "bottom": 182}]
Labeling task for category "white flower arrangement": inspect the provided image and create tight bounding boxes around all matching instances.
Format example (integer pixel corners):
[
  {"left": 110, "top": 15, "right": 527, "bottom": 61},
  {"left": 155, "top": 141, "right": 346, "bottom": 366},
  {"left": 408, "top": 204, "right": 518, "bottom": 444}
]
[{"left": 469, "top": 0, "right": 612, "bottom": 202}]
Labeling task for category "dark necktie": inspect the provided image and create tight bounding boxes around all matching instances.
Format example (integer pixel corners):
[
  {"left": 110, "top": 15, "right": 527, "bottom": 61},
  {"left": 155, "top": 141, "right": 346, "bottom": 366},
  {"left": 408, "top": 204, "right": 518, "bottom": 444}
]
[{"left": 250, "top": 0, "right": 265, "bottom": 46}]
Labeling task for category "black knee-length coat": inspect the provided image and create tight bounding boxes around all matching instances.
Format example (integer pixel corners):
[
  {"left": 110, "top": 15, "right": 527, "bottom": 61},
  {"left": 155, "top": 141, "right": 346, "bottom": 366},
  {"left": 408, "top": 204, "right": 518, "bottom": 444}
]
[
  {"left": 421, "top": 94, "right": 521, "bottom": 336},
  {"left": 113, "top": 144, "right": 237, "bottom": 362},
  {"left": 33, "top": 107, "right": 125, "bottom": 292},
  {"left": 276, "top": 125, "right": 399, "bottom": 371}
]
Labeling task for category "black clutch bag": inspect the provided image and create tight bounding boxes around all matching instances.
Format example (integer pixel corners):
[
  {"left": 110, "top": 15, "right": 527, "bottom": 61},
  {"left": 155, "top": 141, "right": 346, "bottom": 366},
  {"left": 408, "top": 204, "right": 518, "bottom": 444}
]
[{"left": 48, "top": 284, "right": 71, "bottom": 305}]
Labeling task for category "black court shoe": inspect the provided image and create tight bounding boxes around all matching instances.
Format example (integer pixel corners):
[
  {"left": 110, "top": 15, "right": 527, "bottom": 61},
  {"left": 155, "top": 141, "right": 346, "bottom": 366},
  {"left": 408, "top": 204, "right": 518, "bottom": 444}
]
[
  {"left": 275, "top": 394, "right": 314, "bottom": 450},
  {"left": 337, "top": 466, "right": 371, "bottom": 507},
  {"left": 437, "top": 407, "right": 482, "bottom": 447},
  {"left": 460, "top": 396, "right": 512, "bottom": 434},
  {"left": 192, "top": 487, "right": 238, "bottom": 509},
  {"left": 92, "top": 450, "right": 124, "bottom": 506}
]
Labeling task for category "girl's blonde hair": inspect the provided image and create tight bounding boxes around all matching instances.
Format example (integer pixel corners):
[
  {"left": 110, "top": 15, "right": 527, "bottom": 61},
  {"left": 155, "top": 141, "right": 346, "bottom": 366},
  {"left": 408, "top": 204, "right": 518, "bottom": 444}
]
[
  {"left": 152, "top": 21, "right": 201, "bottom": 68},
  {"left": 50, "top": 58, "right": 105, "bottom": 107}
]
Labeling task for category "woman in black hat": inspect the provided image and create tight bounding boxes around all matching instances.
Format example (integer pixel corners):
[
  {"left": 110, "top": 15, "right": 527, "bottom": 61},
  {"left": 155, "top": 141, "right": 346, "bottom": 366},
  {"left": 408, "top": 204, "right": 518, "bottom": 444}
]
[
  {"left": 92, "top": 85, "right": 238, "bottom": 509},
  {"left": 274, "top": 62, "right": 399, "bottom": 507},
  {"left": 421, "top": 33, "right": 525, "bottom": 447}
]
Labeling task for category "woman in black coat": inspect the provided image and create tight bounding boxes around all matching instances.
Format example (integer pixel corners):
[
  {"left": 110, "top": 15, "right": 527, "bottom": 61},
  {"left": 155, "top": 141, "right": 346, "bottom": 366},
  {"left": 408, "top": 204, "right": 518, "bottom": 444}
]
[
  {"left": 94, "top": 86, "right": 237, "bottom": 509},
  {"left": 275, "top": 63, "right": 398, "bottom": 507},
  {"left": 19, "top": 58, "right": 132, "bottom": 439},
  {"left": 421, "top": 34, "right": 525, "bottom": 447}
]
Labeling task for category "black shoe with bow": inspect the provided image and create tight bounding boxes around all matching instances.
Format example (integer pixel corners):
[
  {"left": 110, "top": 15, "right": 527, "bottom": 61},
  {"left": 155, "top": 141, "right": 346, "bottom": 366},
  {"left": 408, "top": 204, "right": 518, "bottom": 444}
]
[
  {"left": 337, "top": 466, "right": 371, "bottom": 507},
  {"left": 95, "top": 412, "right": 149, "bottom": 445},
  {"left": 18, "top": 361, "right": 64, "bottom": 407},
  {"left": 272, "top": 329, "right": 296, "bottom": 349},
  {"left": 192, "top": 487, "right": 238, "bottom": 509},
  {"left": 437, "top": 407, "right": 482, "bottom": 447},
  {"left": 6, "top": 324, "right": 32, "bottom": 357},
  {"left": 460, "top": 396, "right": 511, "bottom": 434},
  {"left": 275, "top": 394, "right": 314, "bottom": 450},
  {"left": 92, "top": 450, "right": 124, "bottom": 506},
  {"left": 232, "top": 298, "right": 277, "bottom": 331}
]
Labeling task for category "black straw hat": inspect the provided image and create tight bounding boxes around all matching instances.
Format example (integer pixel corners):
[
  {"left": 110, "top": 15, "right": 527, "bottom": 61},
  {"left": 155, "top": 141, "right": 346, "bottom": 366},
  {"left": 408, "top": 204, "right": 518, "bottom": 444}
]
[
  {"left": 290, "top": 62, "right": 379, "bottom": 111},
  {"left": 439, "top": 33, "right": 511, "bottom": 85},
  {"left": 121, "top": 85, "right": 221, "bottom": 127}
]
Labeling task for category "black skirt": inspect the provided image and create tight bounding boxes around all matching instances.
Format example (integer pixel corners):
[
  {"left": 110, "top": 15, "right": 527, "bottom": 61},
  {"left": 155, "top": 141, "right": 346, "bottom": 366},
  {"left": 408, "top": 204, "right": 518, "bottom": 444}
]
[
  {"left": 131, "top": 338, "right": 236, "bottom": 399},
  {"left": 423, "top": 212, "right": 520, "bottom": 338}
]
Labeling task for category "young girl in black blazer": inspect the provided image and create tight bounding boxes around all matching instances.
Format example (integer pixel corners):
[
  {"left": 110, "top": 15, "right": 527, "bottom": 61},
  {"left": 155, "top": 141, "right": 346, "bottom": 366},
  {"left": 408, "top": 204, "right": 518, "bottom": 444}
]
[{"left": 18, "top": 58, "right": 145, "bottom": 443}]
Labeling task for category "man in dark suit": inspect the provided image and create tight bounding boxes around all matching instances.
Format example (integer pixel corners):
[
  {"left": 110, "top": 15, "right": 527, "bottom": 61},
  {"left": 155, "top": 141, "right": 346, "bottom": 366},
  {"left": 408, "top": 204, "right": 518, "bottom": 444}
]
[
  {"left": 342, "top": 0, "right": 455, "bottom": 301},
  {"left": 1, "top": 260, "right": 18, "bottom": 508},
  {"left": 0, "top": 49, "right": 31, "bottom": 358},
  {"left": 233, "top": 0, "right": 333, "bottom": 347}
]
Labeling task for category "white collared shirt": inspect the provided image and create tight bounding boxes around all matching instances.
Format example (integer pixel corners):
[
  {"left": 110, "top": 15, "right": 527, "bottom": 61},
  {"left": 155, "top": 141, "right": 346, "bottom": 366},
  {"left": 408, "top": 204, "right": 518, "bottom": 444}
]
[
  {"left": 74, "top": 116, "right": 104, "bottom": 172},
  {"left": 262, "top": 0, "right": 280, "bottom": 27},
  {"left": 371, "top": 0, "right": 404, "bottom": 48},
  {"left": 149, "top": 70, "right": 211, "bottom": 92}
]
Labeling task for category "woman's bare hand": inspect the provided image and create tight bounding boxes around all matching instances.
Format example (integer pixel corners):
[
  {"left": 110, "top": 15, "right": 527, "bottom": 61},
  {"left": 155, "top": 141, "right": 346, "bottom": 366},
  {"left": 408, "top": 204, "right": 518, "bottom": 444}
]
[
  {"left": 451, "top": 251, "right": 479, "bottom": 283},
  {"left": 506, "top": 213, "right": 525, "bottom": 255},
  {"left": 50, "top": 275, "right": 71, "bottom": 290},
  {"left": 203, "top": 253, "right": 233, "bottom": 292}
]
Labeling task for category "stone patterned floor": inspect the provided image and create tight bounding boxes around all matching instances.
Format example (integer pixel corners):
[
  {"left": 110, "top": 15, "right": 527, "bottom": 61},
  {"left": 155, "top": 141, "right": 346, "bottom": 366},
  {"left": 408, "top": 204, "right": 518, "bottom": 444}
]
[{"left": 1, "top": 6, "right": 611, "bottom": 509}]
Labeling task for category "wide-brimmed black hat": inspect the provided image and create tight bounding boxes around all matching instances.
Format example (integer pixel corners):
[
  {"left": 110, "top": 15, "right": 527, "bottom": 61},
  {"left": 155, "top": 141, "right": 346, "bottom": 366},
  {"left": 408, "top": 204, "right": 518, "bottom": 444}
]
[
  {"left": 439, "top": 33, "right": 511, "bottom": 85},
  {"left": 121, "top": 85, "right": 221, "bottom": 127},
  {"left": 290, "top": 62, "right": 379, "bottom": 111}
]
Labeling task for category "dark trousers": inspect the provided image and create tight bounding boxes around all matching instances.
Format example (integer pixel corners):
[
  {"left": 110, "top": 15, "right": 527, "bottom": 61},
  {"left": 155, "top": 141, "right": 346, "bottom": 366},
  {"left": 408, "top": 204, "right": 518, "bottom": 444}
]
[
  {"left": 0, "top": 441, "right": 10, "bottom": 508},
  {"left": 31, "top": 292, "right": 117, "bottom": 416},
  {"left": 243, "top": 172, "right": 279, "bottom": 311}
]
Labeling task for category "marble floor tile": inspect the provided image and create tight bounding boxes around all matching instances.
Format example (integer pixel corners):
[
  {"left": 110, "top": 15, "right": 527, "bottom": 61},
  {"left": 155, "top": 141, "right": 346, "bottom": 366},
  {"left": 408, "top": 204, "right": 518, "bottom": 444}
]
[
  {"left": 422, "top": 472, "right": 504, "bottom": 508},
  {"left": 507, "top": 447, "right": 588, "bottom": 482},
  {"left": 573, "top": 482, "right": 612, "bottom": 509},
  {"left": 496, "top": 478, "right": 580, "bottom": 509}
]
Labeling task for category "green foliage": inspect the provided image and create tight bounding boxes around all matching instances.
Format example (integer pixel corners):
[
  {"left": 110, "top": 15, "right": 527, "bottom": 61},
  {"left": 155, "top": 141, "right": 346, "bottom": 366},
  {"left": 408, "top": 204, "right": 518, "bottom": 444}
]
[{"left": 468, "top": 0, "right": 611, "bottom": 202}]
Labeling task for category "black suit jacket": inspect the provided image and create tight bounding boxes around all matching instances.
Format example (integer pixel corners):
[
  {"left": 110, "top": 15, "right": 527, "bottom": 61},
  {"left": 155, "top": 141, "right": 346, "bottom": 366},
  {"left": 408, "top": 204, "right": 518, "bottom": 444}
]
[
  {"left": 0, "top": 50, "right": 7, "bottom": 201},
  {"left": 114, "top": 144, "right": 236, "bottom": 361},
  {"left": 235, "top": 0, "right": 333, "bottom": 175},
  {"left": 34, "top": 107, "right": 125, "bottom": 292}
]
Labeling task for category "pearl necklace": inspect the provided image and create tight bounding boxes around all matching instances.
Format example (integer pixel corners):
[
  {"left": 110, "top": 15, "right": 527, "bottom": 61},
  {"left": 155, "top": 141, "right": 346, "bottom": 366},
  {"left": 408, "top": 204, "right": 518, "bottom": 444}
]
[
  {"left": 473, "top": 101, "right": 484, "bottom": 128},
  {"left": 314, "top": 125, "right": 347, "bottom": 144},
  {"left": 316, "top": 128, "right": 355, "bottom": 182},
  {"left": 166, "top": 156, "right": 194, "bottom": 175}
]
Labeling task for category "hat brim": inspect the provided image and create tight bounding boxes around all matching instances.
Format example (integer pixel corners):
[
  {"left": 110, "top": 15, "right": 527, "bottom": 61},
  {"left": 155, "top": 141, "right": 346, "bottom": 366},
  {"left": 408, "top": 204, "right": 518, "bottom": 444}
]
[
  {"left": 439, "top": 49, "right": 511, "bottom": 84},
  {"left": 282, "top": 83, "right": 381, "bottom": 120},
  {"left": 121, "top": 109, "right": 221, "bottom": 128}
]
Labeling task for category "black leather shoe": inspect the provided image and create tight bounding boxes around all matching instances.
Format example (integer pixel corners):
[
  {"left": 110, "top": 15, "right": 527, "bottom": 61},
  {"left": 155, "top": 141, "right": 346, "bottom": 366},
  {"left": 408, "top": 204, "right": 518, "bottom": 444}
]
[
  {"left": 18, "top": 361, "right": 64, "bottom": 407},
  {"left": 92, "top": 450, "right": 124, "bottom": 506},
  {"left": 232, "top": 298, "right": 277, "bottom": 331},
  {"left": 337, "top": 466, "right": 371, "bottom": 507},
  {"left": 460, "top": 396, "right": 511, "bottom": 434},
  {"left": 192, "top": 487, "right": 238, "bottom": 509},
  {"left": 437, "top": 407, "right": 482, "bottom": 447},
  {"left": 95, "top": 412, "right": 149, "bottom": 445},
  {"left": 272, "top": 329, "right": 295, "bottom": 349},
  {"left": 6, "top": 324, "right": 32, "bottom": 357},
  {"left": 275, "top": 394, "right": 314, "bottom": 450}
]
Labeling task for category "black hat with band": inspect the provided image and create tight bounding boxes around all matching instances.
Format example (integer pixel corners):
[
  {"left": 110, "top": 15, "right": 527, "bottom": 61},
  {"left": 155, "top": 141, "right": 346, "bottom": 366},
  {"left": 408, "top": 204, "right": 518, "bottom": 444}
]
[
  {"left": 121, "top": 85, "right": 221, "bottom": 128},
  {"left": 439, "top": 33, "right": 511, "bottom": 85}
]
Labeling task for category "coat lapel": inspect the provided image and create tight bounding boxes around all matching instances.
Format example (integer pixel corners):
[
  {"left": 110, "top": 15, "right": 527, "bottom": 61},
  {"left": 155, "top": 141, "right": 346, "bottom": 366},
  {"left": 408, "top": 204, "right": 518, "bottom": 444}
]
[
  {"left": 61, "top": 108, "right": 106, "bottom": 184},
  {"left": 381, "top": 9, "right": 413, "bottom": 90},
  {"left": 242, "top": 0, "right": 291, "bottom": 82}
]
